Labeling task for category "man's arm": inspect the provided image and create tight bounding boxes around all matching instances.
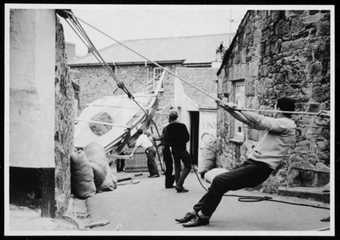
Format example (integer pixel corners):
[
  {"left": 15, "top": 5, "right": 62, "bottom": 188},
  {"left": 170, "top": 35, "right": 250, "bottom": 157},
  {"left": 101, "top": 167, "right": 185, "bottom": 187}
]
[
  {"left": 240, "top": 111, "right": 291, "bottom": 132},
  {"left": 216, "top": 100, "right": 252, "bottom": 125},
  {"left": 216, "top": 100, "right": 290, "bottom": 132},
  {"left": 183, "top": 124, "right": 190, "bottom": 143},
  {"left": 129, "top": 137, "right": 141, "bottom": 156}
]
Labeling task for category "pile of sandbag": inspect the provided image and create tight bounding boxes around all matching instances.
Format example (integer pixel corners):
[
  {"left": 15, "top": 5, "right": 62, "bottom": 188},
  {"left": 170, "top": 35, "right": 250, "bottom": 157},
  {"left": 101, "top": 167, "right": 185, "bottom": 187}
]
[
  {"left": 71, "top": 142, "right": 117, "bottom": 199},
  {"left": 198, "top": 133, "right": 217, "bottom": 177}
]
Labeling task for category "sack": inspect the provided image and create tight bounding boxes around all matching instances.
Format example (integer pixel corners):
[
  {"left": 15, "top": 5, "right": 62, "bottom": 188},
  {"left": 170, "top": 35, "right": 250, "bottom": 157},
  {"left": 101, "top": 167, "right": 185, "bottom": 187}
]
[
  {"left": 198, "top": 133, "right": 217, "bottom": 174},
  {"left": 98, "top": 165, "right": 118, "bottom": 192},
  {"left": 84, "top": 142, "right": 117, "bottom": 192},
  {"left": 85, "top": 142, "right": 108, "bottom": 188},
  {"left": 70, "top": 149, "right": 96, "bottom": 199},
  {"left": 88, "top": 161, "right": 107, "bottom": 189}
]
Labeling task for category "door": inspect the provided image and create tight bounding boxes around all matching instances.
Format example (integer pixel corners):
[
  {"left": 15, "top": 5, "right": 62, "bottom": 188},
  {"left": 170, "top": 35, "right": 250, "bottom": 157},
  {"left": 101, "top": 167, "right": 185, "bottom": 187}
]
[{"left": 189, "top": 111, "right": 199, "bottom": 165}]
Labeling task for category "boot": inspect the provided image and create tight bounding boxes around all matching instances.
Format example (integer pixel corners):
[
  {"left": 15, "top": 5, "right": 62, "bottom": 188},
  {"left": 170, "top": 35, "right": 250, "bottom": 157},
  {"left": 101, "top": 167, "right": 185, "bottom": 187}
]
[
  {"left": 175, "top": 212, "right": 196, "bottom": 223},
  {"left": 182, "top": 215, "right": 209, "bottom": 227}
]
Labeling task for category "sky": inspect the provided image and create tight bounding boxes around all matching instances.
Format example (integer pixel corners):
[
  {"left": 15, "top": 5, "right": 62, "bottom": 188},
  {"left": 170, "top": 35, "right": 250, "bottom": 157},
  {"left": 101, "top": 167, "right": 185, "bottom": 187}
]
[{"left": 61, "top": 5, "right": 248, "bottom": 57}]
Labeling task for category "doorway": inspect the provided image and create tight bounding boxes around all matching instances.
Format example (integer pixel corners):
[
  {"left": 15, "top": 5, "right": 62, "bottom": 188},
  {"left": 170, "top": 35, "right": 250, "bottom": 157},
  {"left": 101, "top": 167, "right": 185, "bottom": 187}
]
[{"left": 189, "top": 111, "right": 199, "bottom": 165}]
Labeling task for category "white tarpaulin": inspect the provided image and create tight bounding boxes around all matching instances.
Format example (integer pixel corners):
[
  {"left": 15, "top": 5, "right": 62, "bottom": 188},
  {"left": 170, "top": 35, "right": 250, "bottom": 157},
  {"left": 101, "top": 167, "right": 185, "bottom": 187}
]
[{"left": 74, "top": 94, "right": 154, "bottom": 149}]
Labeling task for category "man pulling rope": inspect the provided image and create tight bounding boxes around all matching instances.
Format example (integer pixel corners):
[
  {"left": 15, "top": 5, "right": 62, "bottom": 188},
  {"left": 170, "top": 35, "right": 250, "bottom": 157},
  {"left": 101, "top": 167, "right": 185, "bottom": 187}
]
[{"left": 175, "top": 97, "right": 297, "bottom": 227}]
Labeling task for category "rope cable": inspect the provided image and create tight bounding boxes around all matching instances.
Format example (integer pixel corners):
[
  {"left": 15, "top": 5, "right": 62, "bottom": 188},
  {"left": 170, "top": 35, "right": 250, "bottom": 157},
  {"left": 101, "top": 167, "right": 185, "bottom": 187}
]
[
  {"left": 76, "top": 16, "right": 219, "bottom": 102},
  {"left": 64, "top": 12, "right": 148, "bottom": 115},
  {"left": 150, "top": 119, "right": 165, "bottom": 173},
  {"left": 75, "top": 16, "right": 330, "bottom": 118},
  {"left": 192, "top": 167, "right": 329, "bottom": 209}
]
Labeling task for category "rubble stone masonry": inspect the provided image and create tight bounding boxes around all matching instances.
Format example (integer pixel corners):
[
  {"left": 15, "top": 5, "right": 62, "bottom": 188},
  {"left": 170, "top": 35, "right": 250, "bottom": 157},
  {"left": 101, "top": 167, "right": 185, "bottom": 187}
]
[
  {"left": 217, "top": 10, "right": 330, "bottom": 192},
  {"left": 55, "top": 17, "right": 75, "bottom": 216}
]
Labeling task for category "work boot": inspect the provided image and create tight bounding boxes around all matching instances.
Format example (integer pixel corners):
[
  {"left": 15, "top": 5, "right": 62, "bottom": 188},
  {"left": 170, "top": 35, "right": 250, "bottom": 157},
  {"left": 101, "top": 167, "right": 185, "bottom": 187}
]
[
  {"left": 182, "top": 215, "right": 209, "bottom": 227},
  {"left": 175, "top": 212, "right": 196, "bottom": 223},
  {"left": 175, "top": 186, "right": 189, "bottom": 193}
]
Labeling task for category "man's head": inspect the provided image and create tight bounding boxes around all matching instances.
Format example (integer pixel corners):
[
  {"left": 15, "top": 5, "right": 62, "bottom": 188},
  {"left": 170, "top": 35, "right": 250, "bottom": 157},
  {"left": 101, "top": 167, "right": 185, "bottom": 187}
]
[
  {"left": 276, "top": 97, "right": 295, "bottom": 117},
  {"left": 169, "top": 110, "right": 178, "bottom": 122}
]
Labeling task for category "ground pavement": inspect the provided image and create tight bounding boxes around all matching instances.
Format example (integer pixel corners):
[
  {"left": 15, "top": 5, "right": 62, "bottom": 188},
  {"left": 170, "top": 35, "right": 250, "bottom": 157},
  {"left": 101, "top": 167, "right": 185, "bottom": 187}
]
[{"left": 86, "top": 172, "right": 330, "bottom": 232}]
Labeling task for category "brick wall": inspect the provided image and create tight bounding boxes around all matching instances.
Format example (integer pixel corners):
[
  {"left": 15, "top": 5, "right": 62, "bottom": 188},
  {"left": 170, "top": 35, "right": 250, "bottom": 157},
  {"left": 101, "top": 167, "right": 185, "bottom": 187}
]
[
  {"left": 217, "top": 10, "right": 330, "bottom": 192},
  {"left": 55, "top": 17, "right": 75, "bottom": 216}
]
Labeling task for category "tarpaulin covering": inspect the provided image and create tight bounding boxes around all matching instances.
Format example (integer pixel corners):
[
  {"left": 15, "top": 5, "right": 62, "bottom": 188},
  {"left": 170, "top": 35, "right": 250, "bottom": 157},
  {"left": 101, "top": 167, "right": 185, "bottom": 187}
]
[{"left": 74, "top": 94, "right": 155, "bottom": 149}]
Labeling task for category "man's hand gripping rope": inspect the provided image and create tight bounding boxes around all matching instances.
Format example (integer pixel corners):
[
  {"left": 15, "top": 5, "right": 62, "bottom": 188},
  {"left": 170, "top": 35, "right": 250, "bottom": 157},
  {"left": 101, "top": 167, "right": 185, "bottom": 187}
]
[{"left": 216, "top": 99, "right": 238, "bottom": 111}]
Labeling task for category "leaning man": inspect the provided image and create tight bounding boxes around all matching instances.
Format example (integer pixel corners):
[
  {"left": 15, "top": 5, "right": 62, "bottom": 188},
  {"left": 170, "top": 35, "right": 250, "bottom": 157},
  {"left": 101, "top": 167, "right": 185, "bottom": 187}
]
[{"left": 176, "top": 97, "right": 296, "bottom": 227}]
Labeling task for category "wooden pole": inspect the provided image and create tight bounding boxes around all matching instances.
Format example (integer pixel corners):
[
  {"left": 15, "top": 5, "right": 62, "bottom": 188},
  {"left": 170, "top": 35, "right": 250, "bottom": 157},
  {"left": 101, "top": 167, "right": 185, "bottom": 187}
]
[{"left": 40, "top": 168, "right": 56, "bottom": 218}]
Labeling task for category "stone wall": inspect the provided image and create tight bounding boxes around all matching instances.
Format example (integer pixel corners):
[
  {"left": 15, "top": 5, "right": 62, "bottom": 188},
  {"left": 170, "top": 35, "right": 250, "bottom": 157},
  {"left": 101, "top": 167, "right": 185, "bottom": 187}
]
[
  {"left": 217, "top": 10, "right": 330, "bottom": 192},
  {"left": 55, "top": 17, "right": 75, "bottom": 216}
]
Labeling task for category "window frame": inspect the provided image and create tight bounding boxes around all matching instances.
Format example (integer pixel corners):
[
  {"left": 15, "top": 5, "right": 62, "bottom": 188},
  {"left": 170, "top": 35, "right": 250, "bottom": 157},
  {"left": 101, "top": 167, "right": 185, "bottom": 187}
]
[
  {"left": 152, "top": 67, "right": 164, "bottom": 92},
  {"left": 230, "top": 78, "right": 246, "bottom": 143}
]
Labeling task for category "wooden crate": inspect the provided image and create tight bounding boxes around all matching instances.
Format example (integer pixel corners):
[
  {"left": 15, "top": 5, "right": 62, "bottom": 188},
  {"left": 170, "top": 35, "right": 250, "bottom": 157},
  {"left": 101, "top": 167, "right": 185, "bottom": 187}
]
[{"left": 124, "top": 150, "right": 148, "bottom": 172}]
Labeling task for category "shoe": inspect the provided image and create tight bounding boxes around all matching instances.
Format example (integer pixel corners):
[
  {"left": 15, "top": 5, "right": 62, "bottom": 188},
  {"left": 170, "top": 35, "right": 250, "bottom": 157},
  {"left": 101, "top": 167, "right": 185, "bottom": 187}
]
[
  {"left": 175, "top": 187, "right": 189, "bottom": 193},
  {"left": 148, "top": 174, "right": 160, "bottom": 178},
  {"left": 175, "top": 212, "right": 196, "bottom": 223},
  {"left": 165, "top": 185, "right": 175, "bottom": 189},
  {"left": 182, "top": 215, "right": 209, "bottom": 227}
]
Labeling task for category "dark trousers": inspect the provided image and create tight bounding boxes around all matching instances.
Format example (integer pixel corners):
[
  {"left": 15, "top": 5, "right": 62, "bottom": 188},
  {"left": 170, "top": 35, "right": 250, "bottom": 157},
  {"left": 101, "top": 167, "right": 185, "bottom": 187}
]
[
  {"left": 116, "top": 159, "right": 125, "bottom": 172},
  {"left": 145, "top": 147, "right": 159, "bottom": 176},
  {"left": 171, "top": 145, "right": 192, "bottom": 188},
  {"left": 163, "top": 146, "right": 175, "bottom": 187},
  {"left": 193, "top": 159, "right": 272, "bottom": 217}
]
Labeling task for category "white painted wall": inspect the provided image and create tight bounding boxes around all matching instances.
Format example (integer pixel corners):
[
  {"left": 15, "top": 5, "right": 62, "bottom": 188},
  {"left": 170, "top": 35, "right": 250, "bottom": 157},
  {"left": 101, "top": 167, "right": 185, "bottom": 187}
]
[
  {"left": 198, "top": 110, "right": 217, "bottom": 169},
  {"left": 10, "top": 9, "right": 55, "bottom": 168},
  {"left": 173, "top": 77, "right": 198, "bottom": 151}
]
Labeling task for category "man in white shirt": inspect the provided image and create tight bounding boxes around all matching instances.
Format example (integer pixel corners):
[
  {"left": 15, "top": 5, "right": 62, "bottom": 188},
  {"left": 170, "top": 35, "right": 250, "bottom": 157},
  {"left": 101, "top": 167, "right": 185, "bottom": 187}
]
[
  {"left": 130, "top": 129, "right": 160, "bottom": 178},
  {"left": 176, "top": 97, "right": 296, "bottom": 227}
]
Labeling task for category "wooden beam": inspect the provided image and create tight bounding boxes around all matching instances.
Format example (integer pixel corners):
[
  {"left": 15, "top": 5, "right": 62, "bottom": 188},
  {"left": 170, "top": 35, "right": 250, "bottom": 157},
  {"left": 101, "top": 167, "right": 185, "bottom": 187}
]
[{"left": 40, "top": 168, "right": 56, "bottom": 218}]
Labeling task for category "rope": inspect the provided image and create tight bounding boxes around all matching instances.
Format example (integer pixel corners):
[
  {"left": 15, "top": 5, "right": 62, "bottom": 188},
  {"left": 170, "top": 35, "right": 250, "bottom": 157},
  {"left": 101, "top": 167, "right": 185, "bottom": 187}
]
[
  {"left": 227, "top": 107, "right": 330, "bottom": 117},
  {"left": 192, "top": 167, "right": 330, "bottom": 209},
  {"left": 61, "top": 10, "right": 148, "bottom": 115},
  {"left": 76, "top": 16, "right": 219, "bottom": 103},
  {"left": 150, "top": 119, "right": 165, "bottom": 173},
  {"left": 75, "top": 16, "right": 330, "bottom": 118}
]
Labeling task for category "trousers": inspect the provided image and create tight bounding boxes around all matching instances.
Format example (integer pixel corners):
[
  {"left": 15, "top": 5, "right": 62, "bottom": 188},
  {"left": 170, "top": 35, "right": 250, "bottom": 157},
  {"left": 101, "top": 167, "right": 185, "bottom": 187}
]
[
  {"left": 193, "top": 159, "right": 273, "bottom": 217},
  {"left": 171, "top": 145, "right": 192, "bottom": 188},
  {"left": 163, "top": 146, "right": 175, "bottom": 187},
  {"left": 145, "top": 147, "right": 159, "bottom": 176}
]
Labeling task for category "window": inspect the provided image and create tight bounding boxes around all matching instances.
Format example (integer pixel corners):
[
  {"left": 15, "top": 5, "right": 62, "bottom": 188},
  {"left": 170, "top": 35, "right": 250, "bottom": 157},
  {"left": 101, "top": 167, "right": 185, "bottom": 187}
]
[
  {"left": 153, "top": 67, "right": 164, "bottom": 91},
  {"left": 231, "top": 79, "right": 245, "bottom": 141}
]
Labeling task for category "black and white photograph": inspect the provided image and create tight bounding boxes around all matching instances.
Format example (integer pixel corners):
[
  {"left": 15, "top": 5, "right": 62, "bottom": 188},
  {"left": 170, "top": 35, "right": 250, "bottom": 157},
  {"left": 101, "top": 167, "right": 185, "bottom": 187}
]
[{"left": 4, "top": 3, "right": 335, "bottom": 236}]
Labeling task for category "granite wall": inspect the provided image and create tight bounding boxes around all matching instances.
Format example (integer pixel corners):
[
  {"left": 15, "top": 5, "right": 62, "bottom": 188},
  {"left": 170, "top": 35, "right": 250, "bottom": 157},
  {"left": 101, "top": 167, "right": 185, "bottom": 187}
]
[{"left": 217, "top": 10, "right": 330, "bottom": 192}]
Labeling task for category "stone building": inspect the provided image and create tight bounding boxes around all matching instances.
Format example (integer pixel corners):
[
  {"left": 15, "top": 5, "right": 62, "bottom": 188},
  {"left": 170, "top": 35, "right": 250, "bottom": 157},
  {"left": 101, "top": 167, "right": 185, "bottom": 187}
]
[
  {"left": 68, "top": 34, "right": 233, "bottom": 167},
  {"left": 9, "top": 9, "right": 76, "bottom": 217},
  {"left": 216, "top": 10, "right": 330, "bottom": 192}
]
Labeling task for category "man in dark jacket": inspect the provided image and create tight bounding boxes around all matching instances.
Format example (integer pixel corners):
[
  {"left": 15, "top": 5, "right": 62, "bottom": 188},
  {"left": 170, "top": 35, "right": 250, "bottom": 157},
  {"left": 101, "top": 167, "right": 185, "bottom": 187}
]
[{"left": 163, "top": 110, "right": 192, "bottom": 193}]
